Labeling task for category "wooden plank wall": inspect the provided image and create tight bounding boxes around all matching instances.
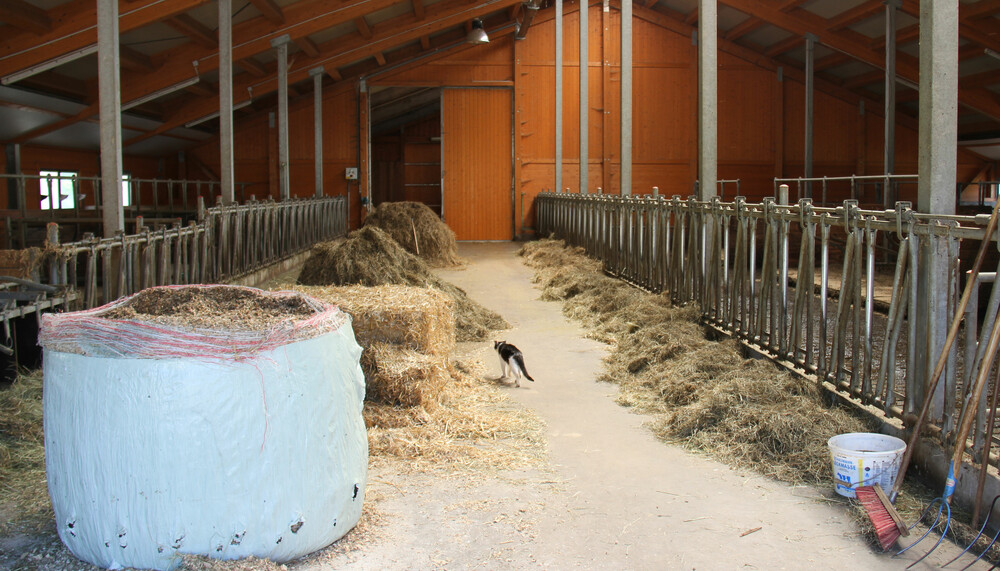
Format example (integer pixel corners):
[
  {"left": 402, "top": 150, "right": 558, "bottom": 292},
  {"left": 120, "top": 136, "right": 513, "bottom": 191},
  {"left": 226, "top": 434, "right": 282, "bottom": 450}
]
[{"left": 442, "top": 88, "right": 513, "bottom": 241}]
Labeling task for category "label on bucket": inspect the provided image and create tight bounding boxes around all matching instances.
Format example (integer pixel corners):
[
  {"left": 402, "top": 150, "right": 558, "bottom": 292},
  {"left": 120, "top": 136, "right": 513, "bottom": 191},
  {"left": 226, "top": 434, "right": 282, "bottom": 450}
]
[{"left": 830, "top": 452, "right": 902, "bottom": 498}]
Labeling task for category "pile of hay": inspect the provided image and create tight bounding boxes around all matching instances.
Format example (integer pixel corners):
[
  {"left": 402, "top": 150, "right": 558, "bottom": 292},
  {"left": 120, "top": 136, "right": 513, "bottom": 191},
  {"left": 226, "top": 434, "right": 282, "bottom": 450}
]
[
  {"left": 0, "top": 370, "right": 49, "bottom": 533},
  {"left": 518, "top": 238, "right": 873, "bottom": 485},
  {"left": 364, "top": 202, "right": 462, "bottom": 267},
  {"left": 298, "top": 226, "right": 508, "bottom": 341}
]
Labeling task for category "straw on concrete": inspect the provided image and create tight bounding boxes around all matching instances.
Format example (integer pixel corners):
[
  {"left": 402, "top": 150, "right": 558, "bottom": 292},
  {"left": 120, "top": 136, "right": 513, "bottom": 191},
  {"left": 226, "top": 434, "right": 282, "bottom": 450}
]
[
  {"left": 0, "top": 369, "right": 49, "bottom": 533},
  {"left": 518, "top": 238, "right": 873, "bottom": 486}
]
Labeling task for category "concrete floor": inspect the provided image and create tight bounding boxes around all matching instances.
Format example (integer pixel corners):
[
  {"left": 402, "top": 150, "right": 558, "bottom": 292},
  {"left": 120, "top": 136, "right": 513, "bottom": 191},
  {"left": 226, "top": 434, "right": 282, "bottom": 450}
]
[{"left": 311, "top": 242, "right": 975, "bottom": 570}]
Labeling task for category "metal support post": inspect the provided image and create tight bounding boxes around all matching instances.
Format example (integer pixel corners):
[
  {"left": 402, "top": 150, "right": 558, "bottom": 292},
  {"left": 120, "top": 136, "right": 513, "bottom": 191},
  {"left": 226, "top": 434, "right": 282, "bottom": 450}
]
[
  {"left": 97, "top": 0, "right": 124, "bottom": 236},
  {"left": 697, "top": 0, "right": 717, "bottom": 200},
  {"left": 271, "top": 34, "right": 292, "bottom": 201},
  {"left": 219, "top": 0, "right": 235, "bottom": 205},
  {"left": 310, "top": 66, "right": 325, "bottom": 197}
]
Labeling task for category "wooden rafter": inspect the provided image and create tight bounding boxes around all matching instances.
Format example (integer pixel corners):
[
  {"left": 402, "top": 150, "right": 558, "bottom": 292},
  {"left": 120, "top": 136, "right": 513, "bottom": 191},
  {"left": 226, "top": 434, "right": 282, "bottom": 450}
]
[
  {"left": 0, "top": 0, "right": 210, "bottom": 79},
  {"left": 165, "top": 14, "right": 217, "bottom": 50},
  {"left": 828, "top": 0, "right": 883, "bottom": 32},
  {"left": 0, "top": 0, "right": 51, "bottom": 35},
  {"left": 239, "top": 57, "right": 267, "bottom": 76},
  {"left": 356, "top": 17, "right": 374, "bottom": 40},
  {"left": 126, "top": 0, "right": 523, "bottom": 147},
  {"left": 297, "top": 37, "right": 320, "bottom": 58},
  {"left": 724, "top": 16, "right": 763, "bottom": 41},
  {"left": 248, "top": 0, "right": 284, "bottom": 24},
  {"left": 119, "top": 46, "right": 153, "bottom": 72},
  {"left": 412, "top": 0, "right": 425, "bottom": 20},
  {"left": 765, "top": 35, "right": 801, "bottom": 58}
]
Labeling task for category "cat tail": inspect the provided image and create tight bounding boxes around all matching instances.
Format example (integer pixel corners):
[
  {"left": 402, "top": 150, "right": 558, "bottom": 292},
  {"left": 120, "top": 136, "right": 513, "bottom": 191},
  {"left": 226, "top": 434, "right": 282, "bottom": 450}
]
[{"left": 514, "top": 354, "right": 535, "bottom": 382}]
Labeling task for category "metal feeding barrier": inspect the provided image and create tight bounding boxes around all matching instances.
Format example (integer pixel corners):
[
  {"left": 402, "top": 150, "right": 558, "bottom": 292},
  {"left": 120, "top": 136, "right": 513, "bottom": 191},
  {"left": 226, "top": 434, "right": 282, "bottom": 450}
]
[
  {"left": 536, "top": 186, "right": 1000, "bottom": 498},
  {"left": 0, "top": 195, "right": 348, "bottom": 356}
]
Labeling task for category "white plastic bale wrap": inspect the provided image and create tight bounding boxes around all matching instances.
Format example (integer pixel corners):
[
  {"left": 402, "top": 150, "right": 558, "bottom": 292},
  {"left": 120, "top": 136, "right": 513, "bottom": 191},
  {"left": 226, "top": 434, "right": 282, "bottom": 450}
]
[{"left": 38, "top": 286, "right": 368, "bottom": 571}]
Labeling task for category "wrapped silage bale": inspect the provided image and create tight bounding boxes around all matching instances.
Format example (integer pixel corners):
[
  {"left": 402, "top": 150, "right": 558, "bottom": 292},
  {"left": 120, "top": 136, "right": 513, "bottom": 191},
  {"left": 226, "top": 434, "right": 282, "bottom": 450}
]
[{"left": 38, "top": 285, "right": 368, "bottom": 571}]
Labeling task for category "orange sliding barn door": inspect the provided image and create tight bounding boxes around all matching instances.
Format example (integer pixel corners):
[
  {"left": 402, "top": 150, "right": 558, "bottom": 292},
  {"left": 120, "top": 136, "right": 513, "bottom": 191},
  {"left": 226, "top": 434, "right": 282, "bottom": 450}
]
[{"left": 441, "top": 88, "right": 513, "bottom": 240}]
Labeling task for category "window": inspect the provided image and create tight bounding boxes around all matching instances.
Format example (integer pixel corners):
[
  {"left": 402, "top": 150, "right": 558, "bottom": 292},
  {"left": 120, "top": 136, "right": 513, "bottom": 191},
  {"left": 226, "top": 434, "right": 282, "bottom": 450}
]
[
  {"left": 121, "top": 173, "right": 133, "bottom": 207},
  {"left": 40, "top": 170, "right": 76, "bottom": 210}
]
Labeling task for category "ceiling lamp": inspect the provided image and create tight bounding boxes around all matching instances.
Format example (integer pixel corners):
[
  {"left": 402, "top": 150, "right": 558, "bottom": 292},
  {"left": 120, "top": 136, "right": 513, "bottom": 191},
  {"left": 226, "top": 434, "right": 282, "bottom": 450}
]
[{"left": 467, "top": 19, "right": 489, "bottom": 44}]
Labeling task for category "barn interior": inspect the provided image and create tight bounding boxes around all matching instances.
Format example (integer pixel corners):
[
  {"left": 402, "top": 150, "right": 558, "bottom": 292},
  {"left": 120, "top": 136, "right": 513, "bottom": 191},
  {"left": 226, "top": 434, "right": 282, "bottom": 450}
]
[{"left": 4, "top": 0, "right": 1000, "bottom": 568}]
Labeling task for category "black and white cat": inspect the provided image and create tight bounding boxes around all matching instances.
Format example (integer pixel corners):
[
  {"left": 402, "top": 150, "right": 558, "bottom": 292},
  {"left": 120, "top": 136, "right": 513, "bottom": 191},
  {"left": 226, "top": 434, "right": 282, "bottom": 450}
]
[{"left": 494, "top": 340, "right": 535, "bottom": 388}]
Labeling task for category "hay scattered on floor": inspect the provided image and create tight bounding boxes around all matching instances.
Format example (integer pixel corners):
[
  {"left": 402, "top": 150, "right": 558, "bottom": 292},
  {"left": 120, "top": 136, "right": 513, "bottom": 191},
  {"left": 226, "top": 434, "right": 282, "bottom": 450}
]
[
  {"left": 363, "top": 358, "right": 546, "bottom": 473},
  {"left": 298, "top": 226, "right": 508, "bottom": 341},
  {"left": 518, "top": 238, "right": 872, "bottom": 486},
  {"left": 293, "top": 284, "right": 455, "bottom": 356},
  {"left": 0, "top": 369, "right": 50, "bottom": 533},
  {"left": 364, "top": 202, "right": 462, "bottom": 267}
]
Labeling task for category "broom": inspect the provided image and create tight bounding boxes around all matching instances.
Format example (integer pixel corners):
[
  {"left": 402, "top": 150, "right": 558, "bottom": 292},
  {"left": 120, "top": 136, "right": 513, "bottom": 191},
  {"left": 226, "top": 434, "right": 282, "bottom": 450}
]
[{"left": 855, "top": 197, "right": 1000, "bottom": 550}]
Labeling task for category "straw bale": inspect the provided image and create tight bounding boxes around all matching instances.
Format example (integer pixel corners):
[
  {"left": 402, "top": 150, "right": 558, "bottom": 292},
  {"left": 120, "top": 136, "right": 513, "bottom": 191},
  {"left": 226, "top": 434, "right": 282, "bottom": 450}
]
[
  {"left": 364, "top": 201, "right": 462, "bottom": 267},
  {"left": 361, "top": 342, "right": 451, "bottom": 409},
  {"left": 298, "top": 226, "right": 508, "bottom": 341},
  {"left": 519, "top": 238, "right": 874, "bottom": 486},
  {"left": 292, "top": 284, "right": 455, "bottom": 356}
]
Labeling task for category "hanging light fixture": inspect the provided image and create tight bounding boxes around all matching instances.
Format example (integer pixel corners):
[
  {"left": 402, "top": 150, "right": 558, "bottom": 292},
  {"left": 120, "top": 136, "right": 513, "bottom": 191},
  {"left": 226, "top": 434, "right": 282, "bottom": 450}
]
[{"left": 467, "top": 19, "right": 489, "bottom": 44}]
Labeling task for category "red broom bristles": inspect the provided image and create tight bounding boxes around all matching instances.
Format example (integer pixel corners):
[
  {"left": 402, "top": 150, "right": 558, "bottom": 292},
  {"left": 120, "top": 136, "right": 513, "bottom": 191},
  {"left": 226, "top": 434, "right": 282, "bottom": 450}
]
[{"left": 856, "top": 484, "right": 908, "bottom": 551}]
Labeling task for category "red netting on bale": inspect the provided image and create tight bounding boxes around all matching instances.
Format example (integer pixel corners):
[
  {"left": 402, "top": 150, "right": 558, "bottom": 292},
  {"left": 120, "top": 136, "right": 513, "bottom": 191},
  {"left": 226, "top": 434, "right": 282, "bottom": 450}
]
[{"left": 38, "top": 285, "right": 350, "bottom": 361}]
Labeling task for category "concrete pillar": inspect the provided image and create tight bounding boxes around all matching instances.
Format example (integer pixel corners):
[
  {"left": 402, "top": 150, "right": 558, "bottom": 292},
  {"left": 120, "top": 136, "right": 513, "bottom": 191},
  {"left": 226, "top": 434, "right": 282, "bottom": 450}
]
[
  {"left": 271, "top": 34, "right": 292, "bottom": 201},
  {"left": 621, "top": 0, "right": 632, "bottom": 195},
  {"left": 697, "top": 0, "right": 717, "bottom": 200},
  {"left": 913, "top": 0, "right": 959, "bottom": 422},
  {"left": 310, "top": 66, "right": 325, "bottom": 197},
  {"left": 804, "top": 33, "right": 817, "bottom": 198},
  {"left": 579, "top": 0, "right": 588, "bottom": 194},
  {"left": 555, "top": 0, "right": 563, "bottom": 194},
  {"left": 97, "top": 0, "right": 124, "bottom": 236},
  {"left": 219, "top": 0, "right": 235, "bottom": 205}
]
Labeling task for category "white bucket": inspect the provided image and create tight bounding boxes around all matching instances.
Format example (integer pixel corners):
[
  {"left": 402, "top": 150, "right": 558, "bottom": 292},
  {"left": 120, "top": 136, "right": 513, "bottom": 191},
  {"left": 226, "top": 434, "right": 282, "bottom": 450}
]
[{"left": 827, "top": 432, "right": 907, "bottom": 498}]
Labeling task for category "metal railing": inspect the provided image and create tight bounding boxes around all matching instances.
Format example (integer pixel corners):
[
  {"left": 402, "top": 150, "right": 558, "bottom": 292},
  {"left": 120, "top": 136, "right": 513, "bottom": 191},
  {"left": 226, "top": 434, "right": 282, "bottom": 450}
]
[
  {"left": 536, "top": 187, "right": 1000, "bottom": 458},
  {"left": 0, "top": 174, "right": 256, "bottom": 249},
  {"left": 36, "top": 195, "right": 347, "bottom": 310}
]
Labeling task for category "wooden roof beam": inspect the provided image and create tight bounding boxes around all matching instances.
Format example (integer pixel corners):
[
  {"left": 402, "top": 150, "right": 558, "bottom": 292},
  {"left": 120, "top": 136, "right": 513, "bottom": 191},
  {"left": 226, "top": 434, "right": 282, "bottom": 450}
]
[
  {"left": 843, "top": 69, "right": 882, "bottom": 89},
  {"left": 724, "top": 16, "right": 763, "bottom": 41},
  {"left": 961, "top": 0, "right": 1000, "bottom": 21},
  {"left": 719, "top": 0, "right": 1000, "bottom": 122},
  {"left": 356, "top": 17, "right": 373, "bottom": 40},
  {"left": 0, "top": 0, "right": 51, "bottom": 35},
  {"left": 765, "top": 35, "right": 802, "bottom": 58},
  {"left": 0, "top": 0, "right": 210, "bottom": 79},
  {"left": 128, "top": 0, "right": 524, "bottom": 147},
  {"left": 165, "top": 13, "right": 217, "bottom": 50},
  {"left": 412, "top": 0, "right": 425, "bottom": 20},
  {"left": 297, "top": 36, "right": 320, "bottom": 58},
  {"left": 248, "top": 0, "right": 284, "bottom": 24},
  {"left": 120, "top": 45, "right": 154, "bottom": 72},
  {"left": 828, "top": 0, "right": 883, "bottom": 32},
  {"left": 238, "top": 57, "right": 267, "bottom": 76}
]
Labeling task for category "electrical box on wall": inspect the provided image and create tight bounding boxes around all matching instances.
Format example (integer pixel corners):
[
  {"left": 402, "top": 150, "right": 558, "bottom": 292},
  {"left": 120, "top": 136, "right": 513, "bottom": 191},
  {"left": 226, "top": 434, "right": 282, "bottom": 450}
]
[{"left": 345, "top": 168, "right": 358, "bottom": 180}]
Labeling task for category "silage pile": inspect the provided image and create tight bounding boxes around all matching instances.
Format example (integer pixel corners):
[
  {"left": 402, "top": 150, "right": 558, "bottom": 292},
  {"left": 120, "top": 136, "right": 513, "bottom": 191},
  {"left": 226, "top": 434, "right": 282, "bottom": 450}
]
[
  {"left": 518, "top": 238, "right": 873, "bottom": 485},
  {"left": 298, "top": 226, "right": 508, "bottom": 341},
  {"left": 364, "top": 201, "right": 462, "bottom": 267}
]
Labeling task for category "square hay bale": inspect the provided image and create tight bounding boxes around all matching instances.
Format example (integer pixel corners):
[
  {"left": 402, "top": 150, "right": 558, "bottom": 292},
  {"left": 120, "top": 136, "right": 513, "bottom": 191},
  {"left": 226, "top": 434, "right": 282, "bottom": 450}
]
[
  {"left": 292, "top": 284, "right": 455, "bottom": 356},
  {"left": 361, "top": 342, "right": 450, "bottom": 408}
]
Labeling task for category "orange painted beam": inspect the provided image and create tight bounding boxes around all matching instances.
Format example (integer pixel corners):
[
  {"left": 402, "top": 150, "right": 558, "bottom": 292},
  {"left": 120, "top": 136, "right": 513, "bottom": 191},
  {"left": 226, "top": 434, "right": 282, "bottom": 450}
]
[
  {"left": 0, "top": 0, "right": 51, "bottom": 35},
  {"left": 0, "top": 0, "right": 209, "bottom": 79}
]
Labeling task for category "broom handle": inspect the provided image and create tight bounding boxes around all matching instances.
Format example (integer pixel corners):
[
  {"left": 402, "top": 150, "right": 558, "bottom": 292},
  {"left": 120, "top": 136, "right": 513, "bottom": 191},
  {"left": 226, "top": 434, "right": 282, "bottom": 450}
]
[
  {"left": 889, "top": 199, "right": 1000, "bottom": 502},
  {"left": 943, "top": 295, "right": 1000, "bottom": 504}
]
